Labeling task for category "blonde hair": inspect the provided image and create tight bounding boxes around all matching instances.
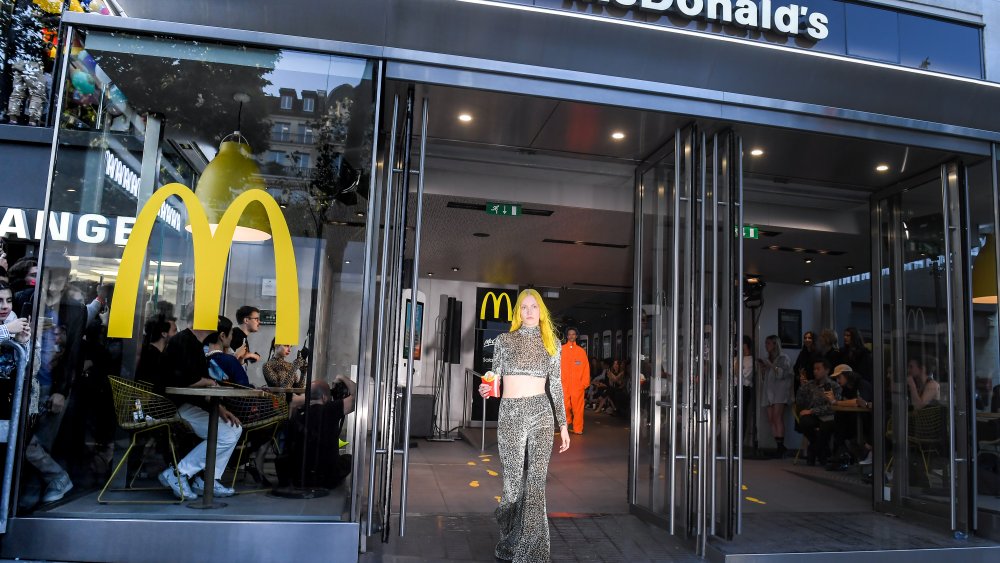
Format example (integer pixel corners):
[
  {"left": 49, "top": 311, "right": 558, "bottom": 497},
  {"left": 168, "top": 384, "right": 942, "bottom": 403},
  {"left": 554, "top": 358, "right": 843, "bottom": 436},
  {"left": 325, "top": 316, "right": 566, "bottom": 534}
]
[{"left": 510, "top": 288, "right": 559, "bottom": 356}]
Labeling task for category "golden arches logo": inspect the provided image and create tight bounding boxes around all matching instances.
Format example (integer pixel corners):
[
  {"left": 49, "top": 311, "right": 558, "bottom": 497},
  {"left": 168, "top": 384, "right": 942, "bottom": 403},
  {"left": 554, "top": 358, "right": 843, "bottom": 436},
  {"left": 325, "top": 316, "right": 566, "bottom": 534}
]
[
  {"left": 480, "top": 291, "right": 512, "bottom": 322},
  {"left": 108, "top": 183, "right": 300, "bottom": 345}
]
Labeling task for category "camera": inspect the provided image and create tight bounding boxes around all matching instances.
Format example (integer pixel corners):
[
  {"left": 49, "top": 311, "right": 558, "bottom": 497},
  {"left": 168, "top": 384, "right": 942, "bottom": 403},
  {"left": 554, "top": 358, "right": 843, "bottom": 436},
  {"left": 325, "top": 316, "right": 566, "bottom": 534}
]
[{"left": 331, "top": 380, "right": 350, "bottom": 400}]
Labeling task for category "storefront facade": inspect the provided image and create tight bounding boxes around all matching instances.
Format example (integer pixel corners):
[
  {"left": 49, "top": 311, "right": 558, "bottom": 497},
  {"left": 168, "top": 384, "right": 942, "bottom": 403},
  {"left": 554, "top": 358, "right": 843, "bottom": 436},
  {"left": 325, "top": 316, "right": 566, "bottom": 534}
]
[{"left": 3, "top": 1, "right": 1000, "bottom": 561}]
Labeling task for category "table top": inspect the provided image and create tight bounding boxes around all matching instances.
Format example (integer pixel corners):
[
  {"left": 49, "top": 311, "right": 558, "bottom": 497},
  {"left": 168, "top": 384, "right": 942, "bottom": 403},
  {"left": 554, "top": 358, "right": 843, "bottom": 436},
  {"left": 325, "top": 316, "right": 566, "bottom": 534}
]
[
  {"left": 165, "top": 386, "right": 267, "bottom": 398},
  {"left": 832, "top": 404, "right": 873, "bottom": 413},
  {"left": 262, "top": 386, "right": 306, "bottom": 394},
  {"left": 977, "top": 412, "right": 1000, "bottom": 421}
]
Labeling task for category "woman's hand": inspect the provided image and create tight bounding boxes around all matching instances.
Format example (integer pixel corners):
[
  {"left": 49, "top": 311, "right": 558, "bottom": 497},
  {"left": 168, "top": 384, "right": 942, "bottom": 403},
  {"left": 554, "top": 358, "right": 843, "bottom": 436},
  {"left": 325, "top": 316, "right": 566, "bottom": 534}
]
[
  {"left": 478, "top": 383, "right": 491, "bottom": 398},
  {"left": 558, "top": 425, "right": 570, "bottom": 453}
]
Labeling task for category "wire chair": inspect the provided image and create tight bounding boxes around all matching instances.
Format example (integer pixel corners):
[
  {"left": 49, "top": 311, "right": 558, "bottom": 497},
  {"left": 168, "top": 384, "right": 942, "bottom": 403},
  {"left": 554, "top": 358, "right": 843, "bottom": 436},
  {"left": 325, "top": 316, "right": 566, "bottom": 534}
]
[
  {"left": 224, "top": 385, "right": 289, "bottom": 491},
  {"left": 99, "top": 377, "right": 189, "bottom": 504},
  {"left": 908, "top": 405, "right": 946, "bottom": 486}
]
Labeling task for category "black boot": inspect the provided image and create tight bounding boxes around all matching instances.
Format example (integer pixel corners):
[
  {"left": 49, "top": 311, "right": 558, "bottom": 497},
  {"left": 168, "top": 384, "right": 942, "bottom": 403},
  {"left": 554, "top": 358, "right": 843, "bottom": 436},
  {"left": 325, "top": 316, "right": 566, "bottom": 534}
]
[{"left": 775, "top": 438, "right": 786, "bottom": 459}]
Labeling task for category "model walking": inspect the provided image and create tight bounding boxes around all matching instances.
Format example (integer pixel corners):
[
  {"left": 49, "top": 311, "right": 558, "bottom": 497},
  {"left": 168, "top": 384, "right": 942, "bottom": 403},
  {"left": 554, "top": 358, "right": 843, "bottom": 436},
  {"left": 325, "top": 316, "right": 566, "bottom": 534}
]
[{"left": 479, "top": 289, "right": 570, "bottom": 562}]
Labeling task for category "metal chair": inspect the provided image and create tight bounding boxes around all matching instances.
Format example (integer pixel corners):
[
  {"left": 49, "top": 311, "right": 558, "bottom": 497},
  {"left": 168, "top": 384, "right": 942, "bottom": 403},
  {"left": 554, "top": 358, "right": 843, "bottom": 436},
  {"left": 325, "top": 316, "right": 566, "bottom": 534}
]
[
  {"left": 908, "top": 405, "right": 946, "bottom": 486},
  {"left": 224, "top": 386, "right": 289, "bottom": 491},
  {"left": 99, "top": 377, "right": 188, "bottom": 504},
  {"left": 792, "top": 403, "right": 809, "bottom": 465}
]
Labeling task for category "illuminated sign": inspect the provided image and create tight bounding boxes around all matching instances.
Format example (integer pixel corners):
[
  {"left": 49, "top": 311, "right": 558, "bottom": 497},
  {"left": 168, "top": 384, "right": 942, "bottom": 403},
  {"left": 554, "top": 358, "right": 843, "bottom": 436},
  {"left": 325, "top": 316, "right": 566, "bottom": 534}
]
[
  {"left": 479, "top": 290, "right": 514, "bottom": 322},
  {"left": 108, "top": 183, "right": 300, "bottom": 345}
]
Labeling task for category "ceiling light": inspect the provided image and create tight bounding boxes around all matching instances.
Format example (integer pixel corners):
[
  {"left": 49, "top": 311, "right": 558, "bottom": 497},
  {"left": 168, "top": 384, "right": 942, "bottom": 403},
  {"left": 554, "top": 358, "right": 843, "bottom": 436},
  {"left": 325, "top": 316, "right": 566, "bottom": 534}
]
[
  {"left": 750, "top": 148, "right": 765, "bottom": 157},
  {"left": 345, "top": 260, "right": 351, "bottom": 264},
  {"left": 746, "top": 277, "right": 760, "bottom": 284},
  {"left": 451, "top": 267, "right": 460, "bottom": 272},
  {"left": 804, "top": 258, "right": 813, "bottom": 264},
  {"left": 611, "top": 132, "right": 626, "bottom": 141},
  {"left": 67, "top": 188, "right": 77, "bottom": 192},
  {"left": 356, "top": 211, "right": 365, "bottom": 218},
  {"left": 804, "top": 279, "right": 811, "bottom": 284},
  {"left": 427, "top": 272, "right": 434, "bottom": 276},
  {"left": 847, "top": 265, "right": 855, "bottom": 270},
  {"left": 458, "top": 113, "right": 473, "bottom": 122},
  {"left": 876, "top": 164, "right": 890, "bottom": 172}
]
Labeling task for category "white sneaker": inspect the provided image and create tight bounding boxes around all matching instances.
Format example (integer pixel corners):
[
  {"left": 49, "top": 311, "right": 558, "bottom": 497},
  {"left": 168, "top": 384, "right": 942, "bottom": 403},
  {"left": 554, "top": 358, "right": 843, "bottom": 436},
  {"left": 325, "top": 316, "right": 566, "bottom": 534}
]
[
  {"left": 41, "top": 473, "right": 73, "bottom": 503},
  {"left": 159, "top": 467, "right": 197, "bottom": 500},
  {"left": 859, "top": 450, "right": 873, "bottom": 465},
  {"left": 191, "top": 476, "right": 236, "bottom": 498}
]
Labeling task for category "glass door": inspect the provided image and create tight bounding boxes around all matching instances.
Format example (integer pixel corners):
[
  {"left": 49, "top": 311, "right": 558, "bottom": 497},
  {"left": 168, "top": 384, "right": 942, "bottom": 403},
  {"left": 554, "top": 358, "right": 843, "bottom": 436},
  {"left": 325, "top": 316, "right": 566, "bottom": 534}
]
[
  {"left": 872, "top": 161, "right": 975, "bottom": 536},
  {"left": 630, "top": 127, "right": 742, "bottom": 553},
  {"left": 363, "top": 85, "right": 428, "bottom": 543}
]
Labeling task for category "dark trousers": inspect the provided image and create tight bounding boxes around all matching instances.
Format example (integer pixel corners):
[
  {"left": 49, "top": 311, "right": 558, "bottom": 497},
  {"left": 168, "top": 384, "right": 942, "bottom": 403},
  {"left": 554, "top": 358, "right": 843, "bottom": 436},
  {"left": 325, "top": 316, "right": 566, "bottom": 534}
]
[
  {"left": 833, "top": 412, "right": 872, "bottom": 459},
  {"left": 799, "top": 414, "right": 834, "bottom": 462}
]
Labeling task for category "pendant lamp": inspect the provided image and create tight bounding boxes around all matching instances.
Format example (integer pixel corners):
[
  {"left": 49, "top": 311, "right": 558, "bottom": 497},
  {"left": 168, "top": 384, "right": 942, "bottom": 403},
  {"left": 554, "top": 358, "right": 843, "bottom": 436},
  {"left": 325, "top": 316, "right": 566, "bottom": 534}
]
[
  {"left": 972, "top": 233, "right": 998, "bottom": 304},
  {"left": 190, "top": 131, "right": 272, "bottom": 242}
]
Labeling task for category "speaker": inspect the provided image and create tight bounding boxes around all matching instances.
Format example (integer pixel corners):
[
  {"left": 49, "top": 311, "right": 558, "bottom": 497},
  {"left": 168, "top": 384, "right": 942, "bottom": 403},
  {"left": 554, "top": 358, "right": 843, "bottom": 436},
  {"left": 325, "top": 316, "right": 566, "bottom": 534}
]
[
  {"left": 410, "top": 394, "right": 435, "bottom": 438},
  {"left": 447, "top": 298, "right": 462, "bottom": 364}
]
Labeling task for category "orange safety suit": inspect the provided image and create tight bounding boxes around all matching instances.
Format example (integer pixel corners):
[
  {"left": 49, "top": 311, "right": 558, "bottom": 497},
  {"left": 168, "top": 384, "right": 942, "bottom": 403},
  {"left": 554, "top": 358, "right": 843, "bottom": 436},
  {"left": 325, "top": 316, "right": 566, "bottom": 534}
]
[{"left": 560, "top": 341, "right": 591, "bottom": 433}]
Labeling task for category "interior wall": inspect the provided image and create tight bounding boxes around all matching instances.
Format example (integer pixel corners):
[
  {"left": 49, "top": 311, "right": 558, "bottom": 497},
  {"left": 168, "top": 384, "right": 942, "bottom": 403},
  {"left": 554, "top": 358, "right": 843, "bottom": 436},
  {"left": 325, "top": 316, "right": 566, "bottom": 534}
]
[
  {"left": 743, "top": 281, "right": 823, "bottom": 449},
  {"left": 412, "top": 277, "right": 519, "bottom": 428}
]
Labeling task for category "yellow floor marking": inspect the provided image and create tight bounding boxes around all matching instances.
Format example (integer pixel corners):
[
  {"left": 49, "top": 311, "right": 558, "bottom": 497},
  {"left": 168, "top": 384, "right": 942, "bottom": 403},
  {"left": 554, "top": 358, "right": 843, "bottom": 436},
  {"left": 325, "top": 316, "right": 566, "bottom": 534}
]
[
  {"left": 479, "top": 454, "right": 490, "bottom": 458},
  {"left": 470, "top": 481, "right": 480, "bottom": 488},
  {"left": 481, "top": 458, "right": 491, "bottom": 463},
  {"left": 495, "top": 496, "right": 502, "bottom": 503},
  {"left": 745, "top": 496, "right": 766, "bottom": 505},
  {"left": 741, "top": 485, "right": 748, "bottom": 491},
  {"left": 487, "top": 469, "right": 499, "bottom": 477},
  {"left": 467, "top": 461, "right": 477, "bottom": 466}
]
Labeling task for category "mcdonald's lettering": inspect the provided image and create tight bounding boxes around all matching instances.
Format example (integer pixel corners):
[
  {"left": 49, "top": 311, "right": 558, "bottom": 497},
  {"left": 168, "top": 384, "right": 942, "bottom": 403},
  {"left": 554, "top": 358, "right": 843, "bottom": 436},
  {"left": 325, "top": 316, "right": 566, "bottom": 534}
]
[
  {"left": 108, "top": 183, "right": 300, "bottom": 345},
  {"left": 480, "top": 291, "right": 513, "bottom": 322}
]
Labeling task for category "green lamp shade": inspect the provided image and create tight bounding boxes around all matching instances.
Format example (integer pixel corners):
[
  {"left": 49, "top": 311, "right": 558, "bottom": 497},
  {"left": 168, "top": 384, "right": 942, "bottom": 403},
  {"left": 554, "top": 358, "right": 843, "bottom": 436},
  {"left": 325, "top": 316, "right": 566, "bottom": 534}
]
[
  {"left": 973, "top": 233, "right": 998, "bottom": 304},
  {"left": 190, "top": 140, "right": 272, "bottom": 242}
]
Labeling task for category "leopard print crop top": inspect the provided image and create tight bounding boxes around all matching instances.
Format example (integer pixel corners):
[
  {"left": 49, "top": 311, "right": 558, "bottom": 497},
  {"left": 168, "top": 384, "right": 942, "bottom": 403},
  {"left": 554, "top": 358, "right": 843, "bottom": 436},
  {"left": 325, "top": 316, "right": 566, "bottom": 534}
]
[{"left": 492, "top": 325, "right": 567, "bottom": 428}]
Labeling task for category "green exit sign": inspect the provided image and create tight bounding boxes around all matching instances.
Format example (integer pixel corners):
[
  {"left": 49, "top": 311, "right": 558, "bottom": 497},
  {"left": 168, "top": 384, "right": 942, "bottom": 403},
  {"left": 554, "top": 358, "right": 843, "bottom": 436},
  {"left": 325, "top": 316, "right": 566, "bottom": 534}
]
[
  {"left": 742, "top": 225, "right": 760, "bottom": 239},
  {"left": 486, "top": 202, "right": 521, "bottom": 216}
]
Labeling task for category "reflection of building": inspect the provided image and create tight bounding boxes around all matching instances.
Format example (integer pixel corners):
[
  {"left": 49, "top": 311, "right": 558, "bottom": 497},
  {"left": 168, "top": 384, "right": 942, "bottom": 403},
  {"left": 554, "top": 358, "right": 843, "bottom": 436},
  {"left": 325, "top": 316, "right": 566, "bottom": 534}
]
[{"left": 260, "top": 88, "right": 325, "bottom": 182}]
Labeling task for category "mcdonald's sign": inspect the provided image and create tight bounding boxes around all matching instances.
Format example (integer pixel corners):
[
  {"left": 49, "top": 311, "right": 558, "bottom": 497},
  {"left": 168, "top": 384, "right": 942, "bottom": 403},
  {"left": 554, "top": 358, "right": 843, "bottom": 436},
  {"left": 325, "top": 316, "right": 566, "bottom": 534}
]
[
  {"left": 108, "top": 183, "right": 300, "bottom": 345},
  {"left": 478, "top": 289, "right": 515, "bottom": 322}
]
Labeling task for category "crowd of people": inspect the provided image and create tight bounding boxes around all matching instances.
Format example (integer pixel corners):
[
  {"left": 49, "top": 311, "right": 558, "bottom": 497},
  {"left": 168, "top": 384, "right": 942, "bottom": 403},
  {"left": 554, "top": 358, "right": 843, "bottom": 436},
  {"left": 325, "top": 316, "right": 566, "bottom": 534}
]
[
  {"left": 745, "top": 327, "right": 942, "bottom": 476},
  {"left": 0, "top": 248, "right": 356, "bottom": 508}
]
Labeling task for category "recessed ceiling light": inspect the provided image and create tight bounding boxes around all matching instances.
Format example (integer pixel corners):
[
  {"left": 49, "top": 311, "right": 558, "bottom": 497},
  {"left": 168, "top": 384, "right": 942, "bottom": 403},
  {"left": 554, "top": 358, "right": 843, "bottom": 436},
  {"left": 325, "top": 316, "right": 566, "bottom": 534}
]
[
  {"left": 847, "top": 265, "right": 854, "bottom": 270},
  {"left": 750, "top": 148, "right": 765, "bottom": 157},
  {"left": 804, "top": 279, "right": 811, "bottom": 284},
  {"left": 876, "top": 164, "right": 890, "bottom": 172},
  {"left": 451, "top": 267, "right": 460, "bottom": 272},
  {"left": 356, "top": 211, "right": 365, "bottom": 217},
  {"left": 458, "top": 114, "right": 473, "bottom": 122},
  {"left": 611, "top": 132, "right": 626, "bottom": 141},
  {"left": 345, "top": 260, "right": 351, "bottom": 264},
  {"left": 804, "top": 258, "right": 813, "bottom": 264},
  {"left": 67, "top": 188, "right": 77, "bottom": 192},
  {"left": 427, "top": 272, "right": 434, "bottom": 276}
]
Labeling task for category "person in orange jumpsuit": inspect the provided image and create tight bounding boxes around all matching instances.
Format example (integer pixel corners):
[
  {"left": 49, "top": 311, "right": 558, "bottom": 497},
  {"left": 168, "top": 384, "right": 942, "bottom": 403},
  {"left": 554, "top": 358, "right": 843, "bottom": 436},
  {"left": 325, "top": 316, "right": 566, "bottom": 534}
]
[{"left": 561, "top": 327, "right": 591, "bottom": 434}]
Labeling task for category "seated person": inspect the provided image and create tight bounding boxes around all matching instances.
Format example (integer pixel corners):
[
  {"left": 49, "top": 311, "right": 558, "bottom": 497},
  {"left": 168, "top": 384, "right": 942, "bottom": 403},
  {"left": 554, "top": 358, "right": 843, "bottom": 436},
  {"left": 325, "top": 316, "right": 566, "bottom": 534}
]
[
  {"left": 795, "top": 358, "right": 842, "bottom": 466},
  {"left": 157, "top": 317, "right": 243, "bottom": 499},
  {"left": 262, "top": 340, "right": 307, "bottom": 389},
  {"left": 907, "top": 356, "right": 940, "bottom": 410},
  {"left": 828, "top": 366, "right": 874, "bottom": 470},
  {"left": 205, "top": 316, "right": 250, "bottom": 387},
  {"left": 134, "top": 315, "right": 174, "bottom": 386},
  {"left": 276, "top": 376, "right": 357, "bottom": 489}
]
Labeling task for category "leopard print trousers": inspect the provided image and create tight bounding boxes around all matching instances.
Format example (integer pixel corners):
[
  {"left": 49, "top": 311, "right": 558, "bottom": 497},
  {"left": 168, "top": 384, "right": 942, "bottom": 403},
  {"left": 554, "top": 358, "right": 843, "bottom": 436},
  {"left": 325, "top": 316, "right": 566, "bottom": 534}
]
[{"left": 495, "top": 394, "right": 554, "bottom": 562}]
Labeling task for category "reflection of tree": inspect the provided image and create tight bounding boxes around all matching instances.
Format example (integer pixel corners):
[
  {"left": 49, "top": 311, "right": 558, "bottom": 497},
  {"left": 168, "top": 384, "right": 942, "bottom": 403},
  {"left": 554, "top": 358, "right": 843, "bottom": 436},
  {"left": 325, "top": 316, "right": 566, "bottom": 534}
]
[{"left": 92, "top": 40, "right": 279, "bottom": 150}]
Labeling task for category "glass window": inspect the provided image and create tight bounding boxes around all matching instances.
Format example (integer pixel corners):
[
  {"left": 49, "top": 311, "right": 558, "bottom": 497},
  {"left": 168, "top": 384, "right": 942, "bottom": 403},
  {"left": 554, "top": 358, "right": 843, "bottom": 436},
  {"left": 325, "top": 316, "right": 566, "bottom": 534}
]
[
  {"left": 302, "top": 97, "right": 315, "bottom": 112},
  {"left": 271, "top": 121, "right": 291, "bottom": 142},
  {"left": 20, "top": 29, "right": 377, "bottom": 524},
  {"left": 845, "top": 3, "right": 899, "bottom": 63},
  {"left": 279, "top": 94, "right": 293, "bottom": 110},
  {"left": 899, "top": 14, "right": 982, "bottom": 78}
]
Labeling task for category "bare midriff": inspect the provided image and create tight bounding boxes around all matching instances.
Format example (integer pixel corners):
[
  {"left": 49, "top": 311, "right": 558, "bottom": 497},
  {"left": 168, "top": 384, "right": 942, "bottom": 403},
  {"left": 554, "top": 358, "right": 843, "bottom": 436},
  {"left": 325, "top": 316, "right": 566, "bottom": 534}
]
[{"left": 502, "top": 375, "right": 547, "bottom": 398}]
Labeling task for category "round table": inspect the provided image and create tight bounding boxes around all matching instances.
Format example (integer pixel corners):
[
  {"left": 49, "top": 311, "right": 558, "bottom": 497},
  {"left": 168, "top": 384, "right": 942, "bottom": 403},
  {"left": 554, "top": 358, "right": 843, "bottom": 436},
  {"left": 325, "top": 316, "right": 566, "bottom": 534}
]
[{"left": 166, "top": 386, "right": 267, "bottom": 509}]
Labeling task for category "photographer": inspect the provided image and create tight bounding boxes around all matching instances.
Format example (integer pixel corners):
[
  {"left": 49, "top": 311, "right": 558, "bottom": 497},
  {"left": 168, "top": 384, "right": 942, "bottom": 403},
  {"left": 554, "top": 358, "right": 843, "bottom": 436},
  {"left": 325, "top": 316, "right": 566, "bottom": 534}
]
[
  {"left": 262, "top": 340, "right": 308, "bottom": 389},
  {"left": 276, "top": 376, "right": 356, "bottom": 488}
]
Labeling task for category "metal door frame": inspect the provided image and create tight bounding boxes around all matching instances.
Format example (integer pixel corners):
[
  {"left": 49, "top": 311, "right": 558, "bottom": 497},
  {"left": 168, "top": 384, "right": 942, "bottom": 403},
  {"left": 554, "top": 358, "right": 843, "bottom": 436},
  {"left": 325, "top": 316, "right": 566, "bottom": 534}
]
[
  {"left": 629, "top": 126, "right": 743, "bottom": 552},
  {"left": 363, "top": 85, "right": 429, "bottom": 543},
  {"left": 871, "top": 160, "right": 976, "bottom": 536}
]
